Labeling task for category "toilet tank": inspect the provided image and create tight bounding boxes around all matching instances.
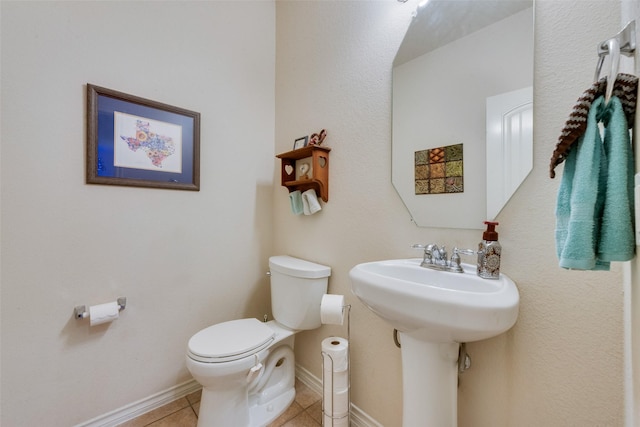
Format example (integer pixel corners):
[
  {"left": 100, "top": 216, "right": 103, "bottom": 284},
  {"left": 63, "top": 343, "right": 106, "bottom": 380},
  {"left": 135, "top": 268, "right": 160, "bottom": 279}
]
[{"left": 269, "top": 255, "right": 331, "bottom": 330}]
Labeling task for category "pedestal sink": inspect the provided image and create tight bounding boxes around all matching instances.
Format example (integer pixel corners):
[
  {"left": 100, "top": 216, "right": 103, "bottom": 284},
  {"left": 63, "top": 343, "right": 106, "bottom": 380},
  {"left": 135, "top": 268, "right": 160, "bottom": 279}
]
[{"left": 349, "top": 258, "right": 519, "bottom": 427}]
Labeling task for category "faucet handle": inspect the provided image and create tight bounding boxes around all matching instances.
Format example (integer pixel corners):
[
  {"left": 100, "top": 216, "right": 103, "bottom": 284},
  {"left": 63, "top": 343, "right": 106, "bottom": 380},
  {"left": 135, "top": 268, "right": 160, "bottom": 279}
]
[
  {"left": 411, "top": 243, "right": 439, "bottom": 255},
  {"left": 449, "top": 248, "right": 476, "bottom": 273},
  {"left": 413, "top": 243, "right": 436, "bottom": 266},
  {"left": 412, "top": 243, "right": 439, "bottom": 249},
  {"left": 453, "top": 248, "right": 476, "bottom": 256},
  {"left": 450, "top": 252, "right": 462, "bottom": 271}
]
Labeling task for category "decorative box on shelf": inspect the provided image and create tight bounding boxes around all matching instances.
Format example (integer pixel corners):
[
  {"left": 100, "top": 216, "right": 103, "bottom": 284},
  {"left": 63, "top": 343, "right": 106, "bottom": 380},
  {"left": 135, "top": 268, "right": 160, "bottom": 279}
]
[{"left": 276, "top": 145, "right": 331, "bottom": 202}]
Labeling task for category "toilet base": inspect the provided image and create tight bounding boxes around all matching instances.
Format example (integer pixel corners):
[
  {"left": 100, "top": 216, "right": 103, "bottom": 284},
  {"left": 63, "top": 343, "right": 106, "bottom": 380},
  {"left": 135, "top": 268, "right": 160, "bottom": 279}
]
[
  {"left": 194, "top": 343, "right": 296, "bottom": 427},
  {"left": 249, "top": 344, "right": 296, "bottom": 426},
  {"left": 197, "top": 386, "right": 250, "bottom": 427},
  {"left": 250, "top": 387, "right": 295, "bottom": 427},
  {"left": 196, "top": 383, "right": 295, "bottom": 427}
]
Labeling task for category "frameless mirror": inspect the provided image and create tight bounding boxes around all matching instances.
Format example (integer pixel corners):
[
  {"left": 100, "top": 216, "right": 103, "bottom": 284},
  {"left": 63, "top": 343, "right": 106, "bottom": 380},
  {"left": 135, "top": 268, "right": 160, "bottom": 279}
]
[{"left": 392, "top": 0, "right": 534, "bottom": 228}]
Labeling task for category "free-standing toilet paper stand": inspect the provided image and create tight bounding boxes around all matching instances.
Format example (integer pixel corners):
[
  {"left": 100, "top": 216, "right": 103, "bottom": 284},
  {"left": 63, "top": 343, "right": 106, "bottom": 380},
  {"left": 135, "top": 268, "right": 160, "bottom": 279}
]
[{"left": 321, "top": 304, "right": 351, "bottom": 427}]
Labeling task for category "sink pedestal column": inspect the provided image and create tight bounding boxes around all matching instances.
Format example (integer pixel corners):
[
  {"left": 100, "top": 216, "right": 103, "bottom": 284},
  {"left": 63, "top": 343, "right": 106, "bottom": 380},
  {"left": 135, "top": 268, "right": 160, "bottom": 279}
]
[{"left": 399, "top": 333, "right": 460, "bottom": 427}]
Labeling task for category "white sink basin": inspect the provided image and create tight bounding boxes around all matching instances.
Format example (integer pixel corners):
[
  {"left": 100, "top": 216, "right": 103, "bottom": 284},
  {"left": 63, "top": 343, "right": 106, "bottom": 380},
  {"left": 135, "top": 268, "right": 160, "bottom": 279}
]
[
  {"left": 350, "top": 258, "right": 519, "bottom": 426},
  {"left": 349, "top": 258, "right": 519, "bottom": 343}
]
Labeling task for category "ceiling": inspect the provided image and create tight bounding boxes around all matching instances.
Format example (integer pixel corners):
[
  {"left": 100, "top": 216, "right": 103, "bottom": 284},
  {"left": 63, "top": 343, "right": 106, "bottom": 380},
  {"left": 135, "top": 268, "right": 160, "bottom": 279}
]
[{"left": 394, "top": 0, "right": 533, "bottom": 66}]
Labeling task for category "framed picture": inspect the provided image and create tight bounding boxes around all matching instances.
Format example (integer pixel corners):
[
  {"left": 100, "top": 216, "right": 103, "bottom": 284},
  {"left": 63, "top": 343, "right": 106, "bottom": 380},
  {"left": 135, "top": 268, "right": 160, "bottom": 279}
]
[
  {"left": 293, "top": 136, "right": 308, "bottom": 150},
  {"left": 87, "top": 84, "right": 200, "bottom": 191}
]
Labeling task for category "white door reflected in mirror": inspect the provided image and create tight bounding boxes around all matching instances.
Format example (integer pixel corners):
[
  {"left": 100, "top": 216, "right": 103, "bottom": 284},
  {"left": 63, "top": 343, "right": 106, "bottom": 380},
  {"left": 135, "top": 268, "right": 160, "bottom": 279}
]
[{"left": 486, "top": 86, "right": 533, "bottom": 220}]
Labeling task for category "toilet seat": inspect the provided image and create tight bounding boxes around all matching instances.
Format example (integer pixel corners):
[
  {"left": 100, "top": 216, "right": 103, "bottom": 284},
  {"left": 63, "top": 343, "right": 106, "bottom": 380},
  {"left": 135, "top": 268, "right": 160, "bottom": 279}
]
[{"left": 188, "top": 318, "right": 275, "bottom": 363}]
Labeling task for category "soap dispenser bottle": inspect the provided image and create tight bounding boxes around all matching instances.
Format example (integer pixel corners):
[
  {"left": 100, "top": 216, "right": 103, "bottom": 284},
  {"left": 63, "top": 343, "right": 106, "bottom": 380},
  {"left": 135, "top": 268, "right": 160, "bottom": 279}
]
[{"left": 477, "top": 221, "right": 501, "bottom": 279}]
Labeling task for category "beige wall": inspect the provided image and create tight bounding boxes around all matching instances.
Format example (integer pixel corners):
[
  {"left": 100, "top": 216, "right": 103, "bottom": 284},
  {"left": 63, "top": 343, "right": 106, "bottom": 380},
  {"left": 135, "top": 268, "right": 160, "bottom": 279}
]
[
  {"left": 275, "top": 1, "right": 626, "bottom": 426},
  {"left": 625, "top": 0, "right": 640, "bottom": 423},
  {"left": 1, "top": 1, "right": 275, "bottom": 425}
]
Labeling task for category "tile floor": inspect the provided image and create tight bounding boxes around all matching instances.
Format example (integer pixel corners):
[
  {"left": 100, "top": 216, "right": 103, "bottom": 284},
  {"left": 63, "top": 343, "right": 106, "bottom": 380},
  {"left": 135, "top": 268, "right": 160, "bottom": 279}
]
[{"left": 118, "top": 379, "right": 323, "bottom": 427}]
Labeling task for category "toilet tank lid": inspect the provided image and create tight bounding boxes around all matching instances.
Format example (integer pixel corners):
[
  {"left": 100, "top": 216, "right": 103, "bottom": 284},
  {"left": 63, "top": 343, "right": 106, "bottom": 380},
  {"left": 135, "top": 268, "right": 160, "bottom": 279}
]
[{"left": 269, "top": 255, "right": 331, "bottom": 279}]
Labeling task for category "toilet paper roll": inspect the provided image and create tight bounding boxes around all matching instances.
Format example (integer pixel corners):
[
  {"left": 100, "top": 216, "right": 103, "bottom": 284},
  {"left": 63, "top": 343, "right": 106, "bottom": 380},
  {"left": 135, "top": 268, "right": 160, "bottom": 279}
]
[
  {"left": 89, "top": 301, "right": 119, "bottom": 326},
  {"left": 323, "top": 412, "right": 349, "bottom": 427},
  {"left": 323, "top": 387, "right": 349, "bottom": 419},
  {"left": 321, "top": 336, "right": 349, "bottom": 372},
  {"left": 323, "top": 364, "right": 349, "bottom": 390},
  {"left": 321, "top": 294, "right": 345, "bottom": 325}
]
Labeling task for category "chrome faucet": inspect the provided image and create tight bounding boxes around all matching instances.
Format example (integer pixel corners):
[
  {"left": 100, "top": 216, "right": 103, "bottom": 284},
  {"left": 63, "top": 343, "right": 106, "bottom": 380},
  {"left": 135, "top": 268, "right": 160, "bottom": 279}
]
[
  {"left": 412, "top": 244, "right": 475, "bottom": 273},
  {"left": 427, "top": 244, "right": 447, "bottom": 267}
]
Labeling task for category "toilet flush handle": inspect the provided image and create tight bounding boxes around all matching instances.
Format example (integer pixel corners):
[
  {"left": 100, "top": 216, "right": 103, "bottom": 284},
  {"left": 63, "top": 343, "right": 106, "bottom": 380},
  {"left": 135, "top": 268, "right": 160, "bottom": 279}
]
[{"left": 246, "top": 354, "right": 263, "bottom": 383}]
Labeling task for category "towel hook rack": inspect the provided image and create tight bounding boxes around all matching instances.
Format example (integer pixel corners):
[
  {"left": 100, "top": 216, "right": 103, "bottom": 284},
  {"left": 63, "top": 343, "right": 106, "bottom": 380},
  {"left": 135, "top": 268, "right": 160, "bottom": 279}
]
[
  {"left": 597, "top": 20, "right": 636, "bottom": 58},
  {"left": 594, "top": 20, "right": 636, "bottom": 99},
  {"left": 604, "top": 38, "right": 621, "bottom": 103}
]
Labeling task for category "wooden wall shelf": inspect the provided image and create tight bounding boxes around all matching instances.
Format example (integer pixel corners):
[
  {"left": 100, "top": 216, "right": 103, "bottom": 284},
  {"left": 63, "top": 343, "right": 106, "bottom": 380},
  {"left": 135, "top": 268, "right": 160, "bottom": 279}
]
[{"left": 276, "top": 146, "right": 331, "bottom": 202}]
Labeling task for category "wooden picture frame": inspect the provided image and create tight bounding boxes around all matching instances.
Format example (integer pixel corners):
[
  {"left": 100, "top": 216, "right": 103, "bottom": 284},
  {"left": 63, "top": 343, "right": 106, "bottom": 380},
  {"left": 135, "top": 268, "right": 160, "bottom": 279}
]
[
  {"left": 87, "top": 84, "right": 200, "bottom": 191},
  {"left": 293, "top": 136, "right": 308, "bottom": 150}
]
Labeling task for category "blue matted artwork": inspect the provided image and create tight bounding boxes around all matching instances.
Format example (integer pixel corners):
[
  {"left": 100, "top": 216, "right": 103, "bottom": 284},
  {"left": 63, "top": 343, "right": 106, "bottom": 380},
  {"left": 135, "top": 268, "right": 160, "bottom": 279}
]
[{"left": 87, "top": 84, "right": 200, "bottom": 191}]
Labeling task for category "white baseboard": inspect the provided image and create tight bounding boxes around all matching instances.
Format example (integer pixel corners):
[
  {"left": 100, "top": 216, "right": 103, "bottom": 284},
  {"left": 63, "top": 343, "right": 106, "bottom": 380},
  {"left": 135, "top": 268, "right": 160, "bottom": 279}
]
[
  {"left": 77, "top": 365, "right": 382, "bottom": 427},
  {"left": 295, "top": 364, "right": 383, "bottom": 427},
  {"left": 74, "top": 379, "right": 202, "bottom": 427}
]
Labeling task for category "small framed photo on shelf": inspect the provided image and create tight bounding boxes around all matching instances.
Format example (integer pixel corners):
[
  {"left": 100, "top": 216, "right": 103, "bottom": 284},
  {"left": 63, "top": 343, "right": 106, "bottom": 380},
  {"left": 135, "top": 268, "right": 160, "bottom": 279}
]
[
  {"left": 293, "top": 136, "right": 308, "bottom": 150},
  {"left": 86, "top": 84, "right": 201, "bottom": 191}
]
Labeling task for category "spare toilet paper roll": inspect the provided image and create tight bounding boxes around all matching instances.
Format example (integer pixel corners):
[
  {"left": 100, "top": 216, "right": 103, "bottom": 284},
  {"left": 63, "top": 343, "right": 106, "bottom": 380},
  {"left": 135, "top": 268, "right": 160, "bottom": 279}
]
[
  {"left": 323, "top": 387, "right": 349, "bottom": 420},
  {"left": 322, "top": 336, "right": 349, "bottom": 372},
  {"left": 321, "top": 294, "right": 345, "bottom": 325},
  {"left": 89, "top": 301, "right": 120, "bottom": 326},
  {"left": 323, "top": 364, "right": 349, "bottom": 390},
  {"left": 323, "top": 412, "right": 349, "bottom": 427}
]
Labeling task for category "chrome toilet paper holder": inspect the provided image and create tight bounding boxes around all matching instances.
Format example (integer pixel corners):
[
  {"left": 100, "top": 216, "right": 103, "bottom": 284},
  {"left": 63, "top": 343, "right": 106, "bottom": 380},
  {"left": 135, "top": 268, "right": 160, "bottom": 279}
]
[{"left": 74, "top": 297, "right": 127, "bottom": 319}]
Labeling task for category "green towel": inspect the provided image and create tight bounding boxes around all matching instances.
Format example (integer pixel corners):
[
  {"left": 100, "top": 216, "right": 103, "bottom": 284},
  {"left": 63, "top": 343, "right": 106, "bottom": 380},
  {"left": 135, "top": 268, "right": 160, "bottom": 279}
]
[
  {"left": 597, "top": 96, "right": 635, "bottom": 262},
  {"left": 556, "top": 96, "right": 608, "bottom": 270},
  {"left": 289, "top": 190, "right": 304, "bottom": 215},
  {"left": 556, "top": 95, "right": 636, "bottom": 270}
]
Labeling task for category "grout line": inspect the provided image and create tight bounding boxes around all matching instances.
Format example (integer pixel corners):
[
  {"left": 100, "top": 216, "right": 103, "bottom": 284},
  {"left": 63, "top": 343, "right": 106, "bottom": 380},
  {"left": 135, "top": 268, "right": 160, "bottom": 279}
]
[
  {"left": 188, "top": 405, "right": 198, "bottom": 421},
  {"left": 188, "top": 400, "right": 199, "bottom": 420},
  {"left": 143, "top": 411, "right": 180, "bottom": 427},
  {"left": 139, "top": 398, "right": 193, "bottom": 427}
]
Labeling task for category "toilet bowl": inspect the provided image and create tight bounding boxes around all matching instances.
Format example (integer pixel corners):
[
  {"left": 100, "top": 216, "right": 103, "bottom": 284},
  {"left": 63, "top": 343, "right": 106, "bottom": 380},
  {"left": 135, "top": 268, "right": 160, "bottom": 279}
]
[{"left": 186, "top": 255, "right": 331, "bottom": 427}]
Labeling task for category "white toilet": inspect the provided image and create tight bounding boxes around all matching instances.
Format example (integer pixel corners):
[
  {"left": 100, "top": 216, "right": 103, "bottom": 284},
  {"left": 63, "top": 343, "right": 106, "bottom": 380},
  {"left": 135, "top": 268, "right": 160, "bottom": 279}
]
[{"left": 186, "top": 255, "right": 331, "bottom": 427}]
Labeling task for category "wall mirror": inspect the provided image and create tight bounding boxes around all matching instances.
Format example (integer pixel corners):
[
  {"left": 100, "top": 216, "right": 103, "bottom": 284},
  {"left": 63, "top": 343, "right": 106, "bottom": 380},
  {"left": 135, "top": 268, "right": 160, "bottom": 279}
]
[{"left": 392, "top": 0, "right": 534, "bottom": 229}]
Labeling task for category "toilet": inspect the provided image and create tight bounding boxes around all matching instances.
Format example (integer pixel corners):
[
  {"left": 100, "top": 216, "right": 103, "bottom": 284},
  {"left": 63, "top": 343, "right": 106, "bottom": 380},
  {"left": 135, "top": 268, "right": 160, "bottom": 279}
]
[{"left": 186, "top": 255, "right": 331, "bottom": 427}]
